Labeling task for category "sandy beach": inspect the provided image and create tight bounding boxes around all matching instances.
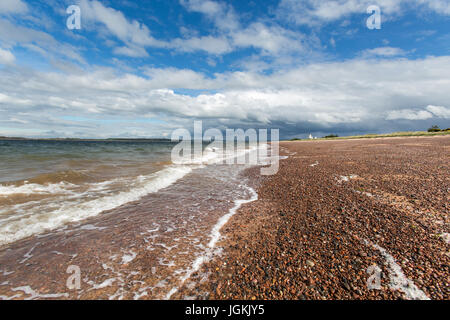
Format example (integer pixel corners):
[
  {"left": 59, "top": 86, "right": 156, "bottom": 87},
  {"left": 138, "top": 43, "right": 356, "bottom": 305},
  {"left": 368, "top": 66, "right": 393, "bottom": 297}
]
[{"left": 173, "top": 135, "right": 449, "bottom": 300}]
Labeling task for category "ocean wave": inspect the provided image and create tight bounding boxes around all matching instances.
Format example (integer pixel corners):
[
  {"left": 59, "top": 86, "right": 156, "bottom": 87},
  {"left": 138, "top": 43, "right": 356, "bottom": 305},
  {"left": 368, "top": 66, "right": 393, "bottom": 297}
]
[
  {"left": 0, "top": 144, "right": 270, "bottom": 246},
  {"left": 0, "top": 182, "right": 76, "bottom": 196},
  {"left": 0, "top": 165, "right": 193, "bottom": 245},
  {"left": 174, "top": 144, "right": 262, "bottom": 165}
]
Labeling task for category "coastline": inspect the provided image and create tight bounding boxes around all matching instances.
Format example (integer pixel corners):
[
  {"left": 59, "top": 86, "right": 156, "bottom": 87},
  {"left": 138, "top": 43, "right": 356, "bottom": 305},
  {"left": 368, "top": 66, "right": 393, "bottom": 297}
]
[
  {"left": 0, "top": 135, "right": 448, "bottom": 300},
  {"left": 173, "top": 135, "right": 449, "bottom": 300},
  {"left": 0, "top": 147, "right": 260, "bottom": 300}
]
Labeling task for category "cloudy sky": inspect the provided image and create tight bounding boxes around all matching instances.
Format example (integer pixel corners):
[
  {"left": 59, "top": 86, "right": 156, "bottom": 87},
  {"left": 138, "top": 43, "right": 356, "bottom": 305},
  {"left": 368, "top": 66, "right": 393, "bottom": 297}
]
[{"left": 0, "top": 0, "right": 449, "bottom": 139}]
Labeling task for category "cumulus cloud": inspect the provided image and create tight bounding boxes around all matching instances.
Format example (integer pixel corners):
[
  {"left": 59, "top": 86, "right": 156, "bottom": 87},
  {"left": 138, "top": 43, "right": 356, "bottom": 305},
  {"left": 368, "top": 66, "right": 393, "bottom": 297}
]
[
  {"left": 232, "top": 23, "right": 307, "bottom": 55},
  {"left": 180, "top": 0, "right": 310, "bottom": 57},
  {"left": 386, "top": 105, "right": 450, "bottom": 120},
  {"left": 277, "top": 0, "right": 402, "bottom": 26},
  {"left": 180, "top": 0, "right": 240, "bottom": 32},
  {"left": 78, "top": 0, "right": 311, "bottom": 58},
  {"left": 79, "top": 0, "right": 239, "bottom": 56},
  {"left": 1, "top": 0, "right": 449, "bottom": 138},
  {"left": 79, "top": 0, "right": 165, "bottom": 57},
  {"left": 426, "top": 105, "right": 450, "bottom": 118},
  {"left": 386, "top": 109, "right": 433, "bottom": 120},
  {"left": 2, "top": 55, "right": 450, "bottom": 137},
  {"left": 277, "top": 0, "right": 450, "bottom": 26}
]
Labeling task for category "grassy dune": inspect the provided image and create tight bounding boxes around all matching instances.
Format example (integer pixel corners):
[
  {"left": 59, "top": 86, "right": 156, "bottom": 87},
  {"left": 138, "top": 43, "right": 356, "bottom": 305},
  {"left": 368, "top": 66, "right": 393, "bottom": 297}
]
[{"left": 290, "top": 130, "right": 450, "bottom": 141}]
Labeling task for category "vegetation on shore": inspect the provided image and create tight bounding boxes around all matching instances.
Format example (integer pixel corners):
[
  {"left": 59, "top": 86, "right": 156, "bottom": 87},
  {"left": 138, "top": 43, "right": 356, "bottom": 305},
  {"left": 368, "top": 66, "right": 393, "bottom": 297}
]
[{"left": 289, "top": 127, "right": 450, "bottom": 141}]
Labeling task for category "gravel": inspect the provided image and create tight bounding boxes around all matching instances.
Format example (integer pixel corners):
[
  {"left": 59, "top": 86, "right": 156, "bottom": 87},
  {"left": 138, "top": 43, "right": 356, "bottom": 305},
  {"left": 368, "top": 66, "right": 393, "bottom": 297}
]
[{"left": 174, "top": 136, "right": 449, "bottom": 300}]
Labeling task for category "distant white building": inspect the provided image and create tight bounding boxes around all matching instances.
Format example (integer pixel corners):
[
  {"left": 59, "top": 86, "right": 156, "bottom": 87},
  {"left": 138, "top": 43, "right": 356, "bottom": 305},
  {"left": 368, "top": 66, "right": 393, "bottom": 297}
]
[{"left": 309, "top": 134, "right": 313, "bottom": 139}]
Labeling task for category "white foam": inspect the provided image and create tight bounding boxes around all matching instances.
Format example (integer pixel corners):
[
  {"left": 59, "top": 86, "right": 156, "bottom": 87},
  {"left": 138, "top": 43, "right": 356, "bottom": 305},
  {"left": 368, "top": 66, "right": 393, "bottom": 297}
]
[
  {"left": 365, "top": 240, "right": 430, "bottom": 300},
  {"left": 440, "top": 233, "right": 450, "bottom": 244},
  {"left": 175, "top": 144, "right": 261, "bottom": 166},
  {"left": 165, "top": 185, "right": 258, "bottom": 300},
  {"left": 158, "top": 257, "right": 176, "bottom": 267},
  {"left": 1, "top": 270, "right": 14, "bottom": 276},
  {"left": 19, "top": 242, "right": 39, "bottom": 264},
  {"left": 78, "top": 224, "right": 107, "bottom": 231},
  {"left": 336, "top": 174, "right": 358, "bottom": 183},
  {"left": 0, "top": 182, "right": 75, "bottom": 196},
  {"left": 0, "top": 165, "right": 193, "bottom": 245},
  {"left": 89, "top": 278, "right": 117, "bottom": 290},
  {"left": 133, "top": 290, "right": 148, "bottom": 300},
  {"left": 10, "top": 286, "right": 69, "bottom": 300},
  {"left": 121, "top": 251, "right": 137, "bottom": 264},
  {"left": 208, "top": 188, "right": 258, "bottom": 249}
]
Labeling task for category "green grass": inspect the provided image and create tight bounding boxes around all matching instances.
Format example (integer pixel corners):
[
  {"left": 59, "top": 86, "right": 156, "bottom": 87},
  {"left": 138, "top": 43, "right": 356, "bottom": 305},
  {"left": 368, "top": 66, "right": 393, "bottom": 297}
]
[{"left": 289, "top": 130, "right": 450, "bottom": 141}]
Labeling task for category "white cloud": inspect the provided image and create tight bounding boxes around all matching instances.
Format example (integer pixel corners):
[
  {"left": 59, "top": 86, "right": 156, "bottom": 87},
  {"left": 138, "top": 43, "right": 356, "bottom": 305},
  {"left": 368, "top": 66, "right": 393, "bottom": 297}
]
[
  {"left": 419, "top": 0, "right": 450, "bottom": 15},
  {"left": 79, "top": 0, "right": 165, "bottom": 57},
  {"left": 143, "top": 68, "right": 213, "bottom": 89},
  {"left": 0, "top": 18, "right": 85, "bottom": 64},
  {"left": 0, "top": 48, "right": 15, "bottom": 65},
  {"left": 80, "top": 0, "right": 235, "bottom": 56},
  {"left": 277, "top": 0, "right": 402, "bottom": 26},
  {"left": 360, "top": 47, "right": 407, "bottom": 58},
  {"left": 75, "top": 0, "right": 313, "bottom": 59},
  {"left": 386, "top": 109, "right": 433, "bottom": 120},
  {"left": 113, "top": 45, "right": 149, "bottom": 58},
  {"left": 180, "top": 0, "right": 223, "bottom": 15},
  {"left": 277, "top": 0, "right": 450, "bottom": 27},
  {"left": 0, "top": 93, "right": 32, "bottom": 106},
  {"left": 2, "top": 55, "right": 450, "bottom": 137},
  {"left": 0, "top": 0, "right": 28, "bottom": 14},
  {"left": 232, "top": 23, "right": 307, "bottom": 55},
  {"left": 426, "top": 105, "right": 450, "bottom": 118},
  {"left": 180, "top": 0, "right": 240, "bottom": 32},
  {"left": 171, "top": 36, "right": 232, "bottom": 55},
  {"left": 386, "top": 105, "right": 450, "bottom": 120}
]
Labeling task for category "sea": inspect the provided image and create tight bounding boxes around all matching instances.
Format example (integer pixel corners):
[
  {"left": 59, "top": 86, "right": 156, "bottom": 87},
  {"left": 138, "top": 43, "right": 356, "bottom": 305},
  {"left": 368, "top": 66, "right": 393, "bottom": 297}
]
[{"left": 0, "top": 139, "right": 268, "bottom": 299}]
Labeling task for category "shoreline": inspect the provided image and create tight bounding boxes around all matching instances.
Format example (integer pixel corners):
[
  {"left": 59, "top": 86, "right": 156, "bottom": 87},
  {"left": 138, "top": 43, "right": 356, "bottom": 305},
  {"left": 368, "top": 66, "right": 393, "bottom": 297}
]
[
  {"left": 173, "top": 135, "right": 449, "bottom": 300},
  {"left": 0, "top": 136, "right": 448, "bottom": 300},
  {"left": 285, "top": 130, "right": 450, "bottom": 142},
  {"left": 0, "top": 152, "right": 260, "bottom": 300}
]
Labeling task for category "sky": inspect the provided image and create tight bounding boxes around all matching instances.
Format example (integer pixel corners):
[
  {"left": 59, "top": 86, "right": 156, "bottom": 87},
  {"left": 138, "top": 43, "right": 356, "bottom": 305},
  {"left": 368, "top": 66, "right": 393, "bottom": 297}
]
[{"left": 0, "top": 0, "right": 449, "bottom": 139}]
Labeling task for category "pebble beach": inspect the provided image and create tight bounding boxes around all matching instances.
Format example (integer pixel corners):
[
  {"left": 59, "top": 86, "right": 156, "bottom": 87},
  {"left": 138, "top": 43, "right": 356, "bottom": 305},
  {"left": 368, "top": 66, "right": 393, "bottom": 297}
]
[
  {"left": 174, "top": 136, "right": 449, "bottom": 300},
  {"left": 0, "top": 135, "right": 448, "bottom": 300}
]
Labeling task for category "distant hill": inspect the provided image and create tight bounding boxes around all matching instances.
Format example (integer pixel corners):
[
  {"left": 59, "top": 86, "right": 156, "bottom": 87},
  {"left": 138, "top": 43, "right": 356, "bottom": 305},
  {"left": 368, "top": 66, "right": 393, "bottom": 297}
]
[{"left": 0, "top": 136, "right": 172, "bottom": 142}]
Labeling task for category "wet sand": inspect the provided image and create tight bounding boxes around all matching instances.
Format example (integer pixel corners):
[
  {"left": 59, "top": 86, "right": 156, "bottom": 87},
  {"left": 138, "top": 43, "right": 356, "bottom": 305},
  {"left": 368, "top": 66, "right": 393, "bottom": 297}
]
[
  {"left": 0, "top": 163, "right": 255, "bottom": 300},
  {"left": 173, "top": 136, "right": 449, "bottom": 300}
]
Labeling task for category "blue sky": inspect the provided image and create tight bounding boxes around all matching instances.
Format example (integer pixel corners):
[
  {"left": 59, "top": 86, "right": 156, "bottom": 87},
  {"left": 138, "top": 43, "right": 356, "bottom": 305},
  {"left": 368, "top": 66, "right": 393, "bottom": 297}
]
[{"left": 0, "top": 0, "right": 449, "bottom": 138}]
